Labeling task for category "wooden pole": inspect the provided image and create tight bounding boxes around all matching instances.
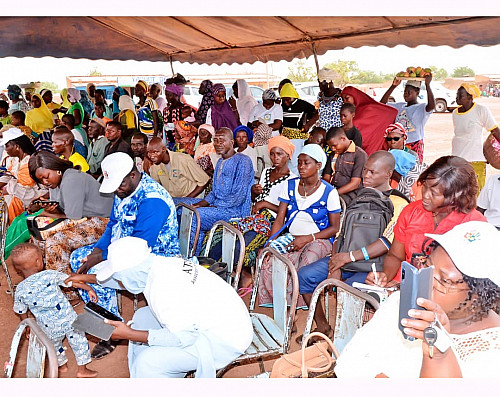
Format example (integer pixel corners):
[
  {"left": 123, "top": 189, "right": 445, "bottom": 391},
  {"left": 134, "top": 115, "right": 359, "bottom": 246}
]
[
  {"left": 311, "top": 42, "right": 320, "bottom": 76},
  {"left": 169, "top": 56, "right": 175, "bottom": 76}
]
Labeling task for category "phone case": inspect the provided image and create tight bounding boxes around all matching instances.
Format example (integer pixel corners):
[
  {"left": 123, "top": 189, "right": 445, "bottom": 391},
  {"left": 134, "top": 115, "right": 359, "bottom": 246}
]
[
  {"left": 398, "top": 261, "right": 433, "bottom": 340},
  {"left": 71, "top": 302, "right": 122, "bottom": 341}
]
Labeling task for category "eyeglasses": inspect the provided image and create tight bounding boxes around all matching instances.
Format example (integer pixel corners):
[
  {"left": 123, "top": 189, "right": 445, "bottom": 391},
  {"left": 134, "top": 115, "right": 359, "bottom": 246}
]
[
  {"left": 385, "top": 136, "right": 402, "bottom": 142},
  {"left": 417, "top": 255, "right": 469, "bottom": 294}
]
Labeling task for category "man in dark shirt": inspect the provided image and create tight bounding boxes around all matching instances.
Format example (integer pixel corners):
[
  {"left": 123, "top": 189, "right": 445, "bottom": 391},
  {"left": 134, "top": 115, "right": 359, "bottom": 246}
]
[
  {"left": 104, "top": 120, "right": 134, "bottom": 158},
  {"left": 323, "top": 127, "right": 367, "bottom": 204}
]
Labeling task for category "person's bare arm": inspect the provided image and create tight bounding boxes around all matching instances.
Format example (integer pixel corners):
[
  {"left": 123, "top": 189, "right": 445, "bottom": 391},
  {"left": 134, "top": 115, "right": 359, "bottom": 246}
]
[
  {"left": 152, "top": 110, "right": 160, "bottom": 137},
  {"left": 302, "top": 111, "right": 319, "bottom": 133},
  {"left": 187, "top": 182, "right": 208, "bottom": 198},
  {"left": 380, "top": 78, "right": 401, "bottom": 104},
  {"left": 424, "top": 74, "right": 435, "bottom": 112},
  {"left": 336, "top": 177, "right": 362, "bottom": 195},
  {"left": 269, "top": 119, "right": 282, "bottom": 130}
]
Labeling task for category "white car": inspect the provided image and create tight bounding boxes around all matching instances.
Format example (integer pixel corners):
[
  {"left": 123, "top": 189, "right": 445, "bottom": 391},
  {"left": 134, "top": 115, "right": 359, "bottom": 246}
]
[
  {"left": 182, "top": 85, "right": 203, "bottom": 109},
  {"left": 294, "top": 82, "right": 320, "bottom": 105},
  {"left": 372, "top": 82, "right": 458, "bottom": 113}
]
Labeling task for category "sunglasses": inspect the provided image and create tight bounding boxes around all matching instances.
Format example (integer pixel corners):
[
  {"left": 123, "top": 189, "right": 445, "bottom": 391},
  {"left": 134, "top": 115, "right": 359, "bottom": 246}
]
[{"left": 385, "top": 136, "right": 402, "bottom": 142}]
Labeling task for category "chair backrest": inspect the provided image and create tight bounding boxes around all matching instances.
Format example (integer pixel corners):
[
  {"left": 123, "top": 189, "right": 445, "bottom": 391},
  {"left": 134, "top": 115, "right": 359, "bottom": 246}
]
[
  {"left": 4, "top": 318, "right": 58, "bottom": 378},
  {"left": 337, "top": 196, "right": 347, "bottom": 238},
  {"left": 303, "top": 279, "right": 379, "bottom": 354},
  {"left": 250, "top": 247, "right": 299, "bottom": 352},
  {"left": 202, "top": 220, "right": 245, "bottom": 289},
  {"left": 176, "top": 202, "right": 201, "bottom": 258}
]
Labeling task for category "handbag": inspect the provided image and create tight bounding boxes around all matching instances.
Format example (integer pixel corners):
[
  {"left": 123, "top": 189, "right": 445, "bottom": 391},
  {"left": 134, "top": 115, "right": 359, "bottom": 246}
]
[
  {"left": 26, "top": 215, "right": 87, "bottom": 240},
  {"left": 270, "top": 332, "right": 340, "bottom": 378}
]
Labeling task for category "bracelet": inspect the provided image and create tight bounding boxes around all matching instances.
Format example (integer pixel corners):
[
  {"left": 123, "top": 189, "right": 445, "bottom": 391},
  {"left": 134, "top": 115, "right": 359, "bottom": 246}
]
[
  {"left": 361, "top": 246, "right": 370, "bottom": 261},
  {"left": 349, "top": 251, "right": 356, "bottom": 262},
  {"left": 311, "top": 233, "right": 316, "bottom": 241}
]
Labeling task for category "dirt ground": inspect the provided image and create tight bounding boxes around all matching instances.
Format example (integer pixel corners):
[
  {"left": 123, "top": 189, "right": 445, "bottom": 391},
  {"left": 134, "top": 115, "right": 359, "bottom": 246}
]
[{"left": 1, "top": 97, "right": 499, "bottom": 378}]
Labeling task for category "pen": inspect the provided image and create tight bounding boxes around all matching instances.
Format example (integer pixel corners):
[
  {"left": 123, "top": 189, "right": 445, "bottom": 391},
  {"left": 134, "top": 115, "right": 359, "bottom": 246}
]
[{"left": 371, "top": 263, "right": 379, "bottom": 285}]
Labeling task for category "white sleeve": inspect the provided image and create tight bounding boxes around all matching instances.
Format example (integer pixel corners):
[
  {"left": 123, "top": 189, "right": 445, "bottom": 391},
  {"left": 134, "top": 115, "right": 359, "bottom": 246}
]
[
  {"left": 477, "top": 176, "right": 492, "bottom": 209},
  {"left": 272, "top": 104, "right": 283, "bottom": 121},
  {"left": 327, "top": 188, "right": 341, "bottom": 212},
  {"left": 248, "top": 104, "right": 259, "bottom": 123},
  {"left": 205, "top": 108, "right": 212, "bottom": 126},
  {"left": 479, "top": 104, "right": 498, "bottom": 131},
  {"left": 279, "top": 179, "right": 291, "bottom": 202}
]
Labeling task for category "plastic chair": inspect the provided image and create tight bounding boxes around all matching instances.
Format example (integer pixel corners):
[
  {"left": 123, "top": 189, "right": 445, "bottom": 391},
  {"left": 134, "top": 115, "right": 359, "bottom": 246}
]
[
  {"left": 0, "top": 197, "right": 15, "bottom": 296},
  {"left": 201, "top": 220, "right": 245, "bottom": 290},
  {"left": 4, "top": 318, "right": 58, "bottom": 378},
  {"left": 216, "top": 247, "right": 299, "bottom": 377},
  {"left": 175, "top": 202, "right": 201, "bottom": 259},
  {"left": 303, "top": 279, "right": 380, "bottom": 355}
]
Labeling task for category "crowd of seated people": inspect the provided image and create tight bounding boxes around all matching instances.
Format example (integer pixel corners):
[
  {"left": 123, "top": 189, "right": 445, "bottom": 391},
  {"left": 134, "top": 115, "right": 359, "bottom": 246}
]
[{"left": 1, "top": 75, "right": 499, "bottom": 379}]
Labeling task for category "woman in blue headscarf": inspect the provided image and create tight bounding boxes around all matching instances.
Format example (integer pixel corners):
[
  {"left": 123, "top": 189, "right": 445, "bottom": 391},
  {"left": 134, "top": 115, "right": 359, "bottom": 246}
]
[
  {"left": 389, "top": 149, "right": 428, "bottom": 202},
  {"left": 233, "top": 125, "right": 257, "bottom": 178}
]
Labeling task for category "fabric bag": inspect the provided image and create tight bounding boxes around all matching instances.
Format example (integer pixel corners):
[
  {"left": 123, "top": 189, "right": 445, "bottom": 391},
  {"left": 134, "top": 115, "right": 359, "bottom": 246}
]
[
  {"left": 338, "top": 188, "right": 394, "bottom": 273},
  {"left": 26, "top": 215, "right": 87, "bottom": 240},
  {"left": 270, "top": 332, "right": 340, "bottom": 378}
]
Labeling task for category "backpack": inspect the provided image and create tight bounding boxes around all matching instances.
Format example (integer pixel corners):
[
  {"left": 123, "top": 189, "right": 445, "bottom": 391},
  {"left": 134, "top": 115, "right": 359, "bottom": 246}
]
[{"left": 337, "top": 188, "right": 394, "bottom": 273}]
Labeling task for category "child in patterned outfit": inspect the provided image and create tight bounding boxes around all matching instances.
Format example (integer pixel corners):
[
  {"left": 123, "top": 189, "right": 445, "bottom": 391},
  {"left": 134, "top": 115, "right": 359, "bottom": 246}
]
[{"left": 11, "top": 243, "right": 98, "bottom": 377}]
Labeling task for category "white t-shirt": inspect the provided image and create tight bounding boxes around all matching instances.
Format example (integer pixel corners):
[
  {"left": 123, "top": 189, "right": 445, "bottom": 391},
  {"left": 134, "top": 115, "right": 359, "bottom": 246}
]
[
  {"left": 388, "top": 102, "right": 433, "bottom": 143},
  {"left": 240, "top": 146, "right": 258, "bottom": 175},
  {"left": 477, "top": 174, "right": 500, "bottom": 227},
  {"left": 248, "top": 103, "right": 283, "bottom": 126},
  {"left": 452, "top": 103, "right": 498, "bottom": 162},
  {"left": 258, "top": 167, "right": 297, "bottom": 218},
  {"left": 279, "top": 179, "right": 341, "bottom": 235},
  {"left": 144, "top": 257, "right": 253, "bottom": 353}
]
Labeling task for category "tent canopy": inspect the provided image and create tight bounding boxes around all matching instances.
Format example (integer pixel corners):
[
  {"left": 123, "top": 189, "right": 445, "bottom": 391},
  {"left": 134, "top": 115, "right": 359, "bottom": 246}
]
[{"left": 1, "top": 16, "right": 499, "bottom": 65}]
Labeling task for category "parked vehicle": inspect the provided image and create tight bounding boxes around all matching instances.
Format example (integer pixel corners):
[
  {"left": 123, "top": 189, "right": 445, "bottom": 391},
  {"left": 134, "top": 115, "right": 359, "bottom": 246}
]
[
  {"left": 182, "top": 85, "right": 203, "bottom": 109},
  {"left": 225, "top": 84, "right": 265, "bottom": 104}
]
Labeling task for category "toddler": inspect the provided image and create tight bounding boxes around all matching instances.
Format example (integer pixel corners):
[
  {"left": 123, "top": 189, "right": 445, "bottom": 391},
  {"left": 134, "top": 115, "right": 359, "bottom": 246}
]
[
  {"left": 11, "top": 243, "right": 98, "bottom": 377},
  {"left": 181, "top": 105, "right": 196, "bottom": 123}
]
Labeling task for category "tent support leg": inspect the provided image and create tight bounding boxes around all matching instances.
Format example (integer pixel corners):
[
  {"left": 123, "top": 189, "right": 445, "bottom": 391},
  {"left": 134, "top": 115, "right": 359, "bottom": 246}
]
[
  {"left": 169, "top": 56, "right": 175, "bottom": 76},
  {"left": 311, "top": 42, "right": 320, "bottom": 75}
]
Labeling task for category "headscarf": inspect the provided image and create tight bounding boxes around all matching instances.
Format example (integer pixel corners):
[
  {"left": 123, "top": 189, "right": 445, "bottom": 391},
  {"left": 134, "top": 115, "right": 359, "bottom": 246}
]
[
  {"left": 25, "top": 94, "right": 54, "bottom": 134},
  {"left": 195, "top": 80, "right": 214, "bottom": 124},
  {"left": 113, "top": 87, "right": 127, "bottom": 114},
  {"left": 300, "top": 143, "right": 327, "bottom": 170},
  {"left": 39, "top": 88, "right": 50, "bottom": 98},
  {"left": 233, "top": 125, "right": 254, "bottom": 143},
  {"left": 136, "top": 80, "right": 149, "bottom": 95},
  {"left": 86, "top": 83, "right": 96, "bottom": 95},
  {"left": 79, "top": 90, "right": 94, "bottom": 116},
  {"left": 165, "top": 84, "right": 183, "bottom": 98},
  {"left": 384, "top": 122, "right": 407, "bottom": 138},
  {"left": 279, "top": 83, "right": 299, "bottom": 99},
  {"left": 262, "top": 88, "right": 278, "bottom": 101},
  {"left": 253, "top": 123, "right": 273, "bottom": 147},
  {"left": 60, "top": 88, "right": 72, "bottom": 108},
  {"left": 268, "top": 135, "right": 295, "bottom": 159},
  {"left": 235, "top": 79, "right": 258, "bottom": 126},
  {"left": 460, "top": 83, "right": 481, "bottom": 99},
  {"left": 7, "top": 84, "right": 23, "bottom": 101},
  {"left": 317, "top": 67, "right": 338, "bottom": 83},
  {"left": 91, "top": 117, "right": 107, "bottom": 128},
  {"left": 389, "top": 149, "right": 417, "bottom": 177},
  {"left": 341, "top": 86, "right": 398, "bottom": 155},
  {"left": 210, "top": 84, "right": 238, "bottom": 131},
  {"left": 199, "top": 123, "right": 215, "bottom": 137},
  {"left": 119, "top": 95, "right": 136, "bottom": 112},
  {"left": 67, "top": 88, "right": 81, "bottom": 102}
]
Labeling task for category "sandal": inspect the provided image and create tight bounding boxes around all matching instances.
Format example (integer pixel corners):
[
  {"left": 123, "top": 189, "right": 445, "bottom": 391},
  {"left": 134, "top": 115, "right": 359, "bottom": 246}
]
[
  {"left": 91, "top": 339, "right": 118, "bottom": 360},
  {"left": 237, "top": 285, "right": 253, "bottom": 298}
]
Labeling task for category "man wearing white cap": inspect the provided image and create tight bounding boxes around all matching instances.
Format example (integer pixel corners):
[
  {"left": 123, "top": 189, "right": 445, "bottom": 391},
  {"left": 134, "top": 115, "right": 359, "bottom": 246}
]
[
  {"left": 381, "top": 74, "right": 436, "bottom": 163},
  {"left": 69, "top": 152, "right": 180, "bottom": 358},
  {"left": 68, "top": 236, "right": 253, "bottom": 378}
]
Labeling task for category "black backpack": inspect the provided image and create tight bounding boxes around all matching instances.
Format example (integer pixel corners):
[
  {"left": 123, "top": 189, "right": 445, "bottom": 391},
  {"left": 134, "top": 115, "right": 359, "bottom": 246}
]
[{"left": 337, "top": 188, "right": 394, "bottom": 273}]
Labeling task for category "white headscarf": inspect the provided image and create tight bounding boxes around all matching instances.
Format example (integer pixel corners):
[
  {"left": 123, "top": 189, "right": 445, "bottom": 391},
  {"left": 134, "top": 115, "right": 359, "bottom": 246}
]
[{"left": 235, "top": 79, "right": 257, "bottom": 126}]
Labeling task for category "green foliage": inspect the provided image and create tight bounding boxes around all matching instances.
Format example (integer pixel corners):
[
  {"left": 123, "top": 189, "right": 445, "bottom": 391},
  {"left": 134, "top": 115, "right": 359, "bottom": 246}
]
[
  {"left": 428, "top": 65, "right": 448, "bottom": 80},
  {"left": 286, "top": 60, "right": 315, "bottom": 82},
  {"left": 323, "top": 60, "right": 359, "bottom": 87},
  {"left": 39, "top": 81, "right": 59, "bottom": 93},
  {"left": 89, "top": 68, "right": 103, "bottom": 77},
  {"left": 451, "top": 66, "right": 475, "bottom": 78}
]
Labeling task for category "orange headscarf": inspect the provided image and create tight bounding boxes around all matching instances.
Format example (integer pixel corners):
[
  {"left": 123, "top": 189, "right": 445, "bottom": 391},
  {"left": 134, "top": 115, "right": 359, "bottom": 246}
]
[{"left": 268, "top": 135, "right": 295, "bottom": 159}]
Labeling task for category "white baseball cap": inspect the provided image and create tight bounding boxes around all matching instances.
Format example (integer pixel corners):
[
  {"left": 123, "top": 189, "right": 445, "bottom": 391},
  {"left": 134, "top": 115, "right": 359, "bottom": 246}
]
[
  {"left": 426, "top": 221, "right": 500, "bottom": 286},
  {"left": 96, "top": 237, "right": 151, "bottom": 282},
  {"left": 0, "top": 128, "right": 24, "bottom": 146},
  {"left": 99, "top": 152, "right": 134, "bottom": 194}
]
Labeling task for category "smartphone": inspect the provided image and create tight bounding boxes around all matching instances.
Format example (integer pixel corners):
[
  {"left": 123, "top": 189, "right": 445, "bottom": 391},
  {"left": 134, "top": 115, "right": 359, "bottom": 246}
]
[{"left": 398, "top": 261, "right": 433, "bottom": 340}]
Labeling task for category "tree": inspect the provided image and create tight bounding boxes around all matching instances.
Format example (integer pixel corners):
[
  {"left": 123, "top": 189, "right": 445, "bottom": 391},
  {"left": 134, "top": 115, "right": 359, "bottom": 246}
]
[
  {"left": 323, "top": 60, "right": 359, "bottom": 87},
  {"left": 286, "top": 60, "right": 315, "bottom": 82},
  {"left": 89, "top": 68, "right": 102, "bottom": 77},
  {"left": 452, "top": 66, "right": 475, "bottom": 77},
  {"left": 428, "top": 65, "right": 448, "bottom": 81},
  {"left": 39, "top": 81, "right": 59, "bottom": 93}
]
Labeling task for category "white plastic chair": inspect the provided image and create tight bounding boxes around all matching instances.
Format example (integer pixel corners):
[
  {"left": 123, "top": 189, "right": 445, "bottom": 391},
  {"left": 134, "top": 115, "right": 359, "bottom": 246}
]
[
  {"left": 303, "top": 279, "right": 380, "bottom": 354},
  {"left": 4, "top": 318, "right": 58, "bottom": 378},
  {"left": 201, "top": 220, "right": 245, "bottom": 290},
  {"left": 216, "top": 247, "right": 299, "bottom": 377}
]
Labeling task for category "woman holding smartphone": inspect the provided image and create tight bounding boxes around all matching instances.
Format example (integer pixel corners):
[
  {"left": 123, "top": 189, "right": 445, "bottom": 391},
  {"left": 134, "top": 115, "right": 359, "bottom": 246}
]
[
  {"left": 335, "top": 221, "right": 500, "bottom": 378},
  {"left": 366, "top": 156, "right": 486, "bottom": 286}
]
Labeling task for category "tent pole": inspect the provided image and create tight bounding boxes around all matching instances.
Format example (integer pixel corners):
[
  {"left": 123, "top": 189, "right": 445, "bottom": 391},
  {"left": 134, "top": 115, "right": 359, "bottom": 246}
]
[
  {"left": 169, "top": 56, "right": 175, "bottom": 76},
  {"left": 311, "top": 42, "right": 320, "bottom": 75}
]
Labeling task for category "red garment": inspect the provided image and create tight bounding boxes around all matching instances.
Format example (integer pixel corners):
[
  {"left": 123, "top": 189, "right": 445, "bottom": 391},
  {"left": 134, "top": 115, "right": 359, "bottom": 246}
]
[
  {"left": 342, "top": 86, "right": 398, "bottom": 155},
  {"left": 392, "top": 200, "right": 487, "bottom": 280}
]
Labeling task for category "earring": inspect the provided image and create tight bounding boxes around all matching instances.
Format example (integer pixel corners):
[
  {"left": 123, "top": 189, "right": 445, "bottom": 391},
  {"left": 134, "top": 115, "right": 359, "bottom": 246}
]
[{"left": 57, "top": 170, "right": 62, "bottom": 175}]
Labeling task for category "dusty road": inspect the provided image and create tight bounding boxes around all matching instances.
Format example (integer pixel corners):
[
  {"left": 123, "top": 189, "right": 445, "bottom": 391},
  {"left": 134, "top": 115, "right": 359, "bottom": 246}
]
[{"left": 1, "top": 97, "right": 499, "bottom": 378}]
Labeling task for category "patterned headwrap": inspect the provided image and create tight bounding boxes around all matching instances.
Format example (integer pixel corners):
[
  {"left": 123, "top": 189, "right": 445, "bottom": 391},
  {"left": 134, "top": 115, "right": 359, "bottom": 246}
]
[
  {"left": 194, "top": 80, "right": 214, "bottom": 124},
  {"left": 384, "top": 122, "right": 407, "bottom": 138},
  {"left": 254, "top": 123, "right": 273, "bottom": 147},
  {"left": 165, "top": 84, "right": 183, "bottom": 98},
  {"left": 212, "top": 83, "right": 226, "bottom": 96},
  {"left": 460, "top": 83, "right": 481, "bottom": 99},
  {"left": 268, "top": 135, "right": 295, "bottom": 159},
  {"left": 262, "top": 88, "right": 278, "bottom": 101},
  {"left": 67, "top": 88, "right": 81, "bottom": 101},
  {"left": 233, "top": 125, "right": 254, "bottom": 143},
  {"left": 7, "top": 84, "right": 22, "bottom": 100},
  {"left": 136, "top": 80, "right": 149, "bottom": 95}
]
